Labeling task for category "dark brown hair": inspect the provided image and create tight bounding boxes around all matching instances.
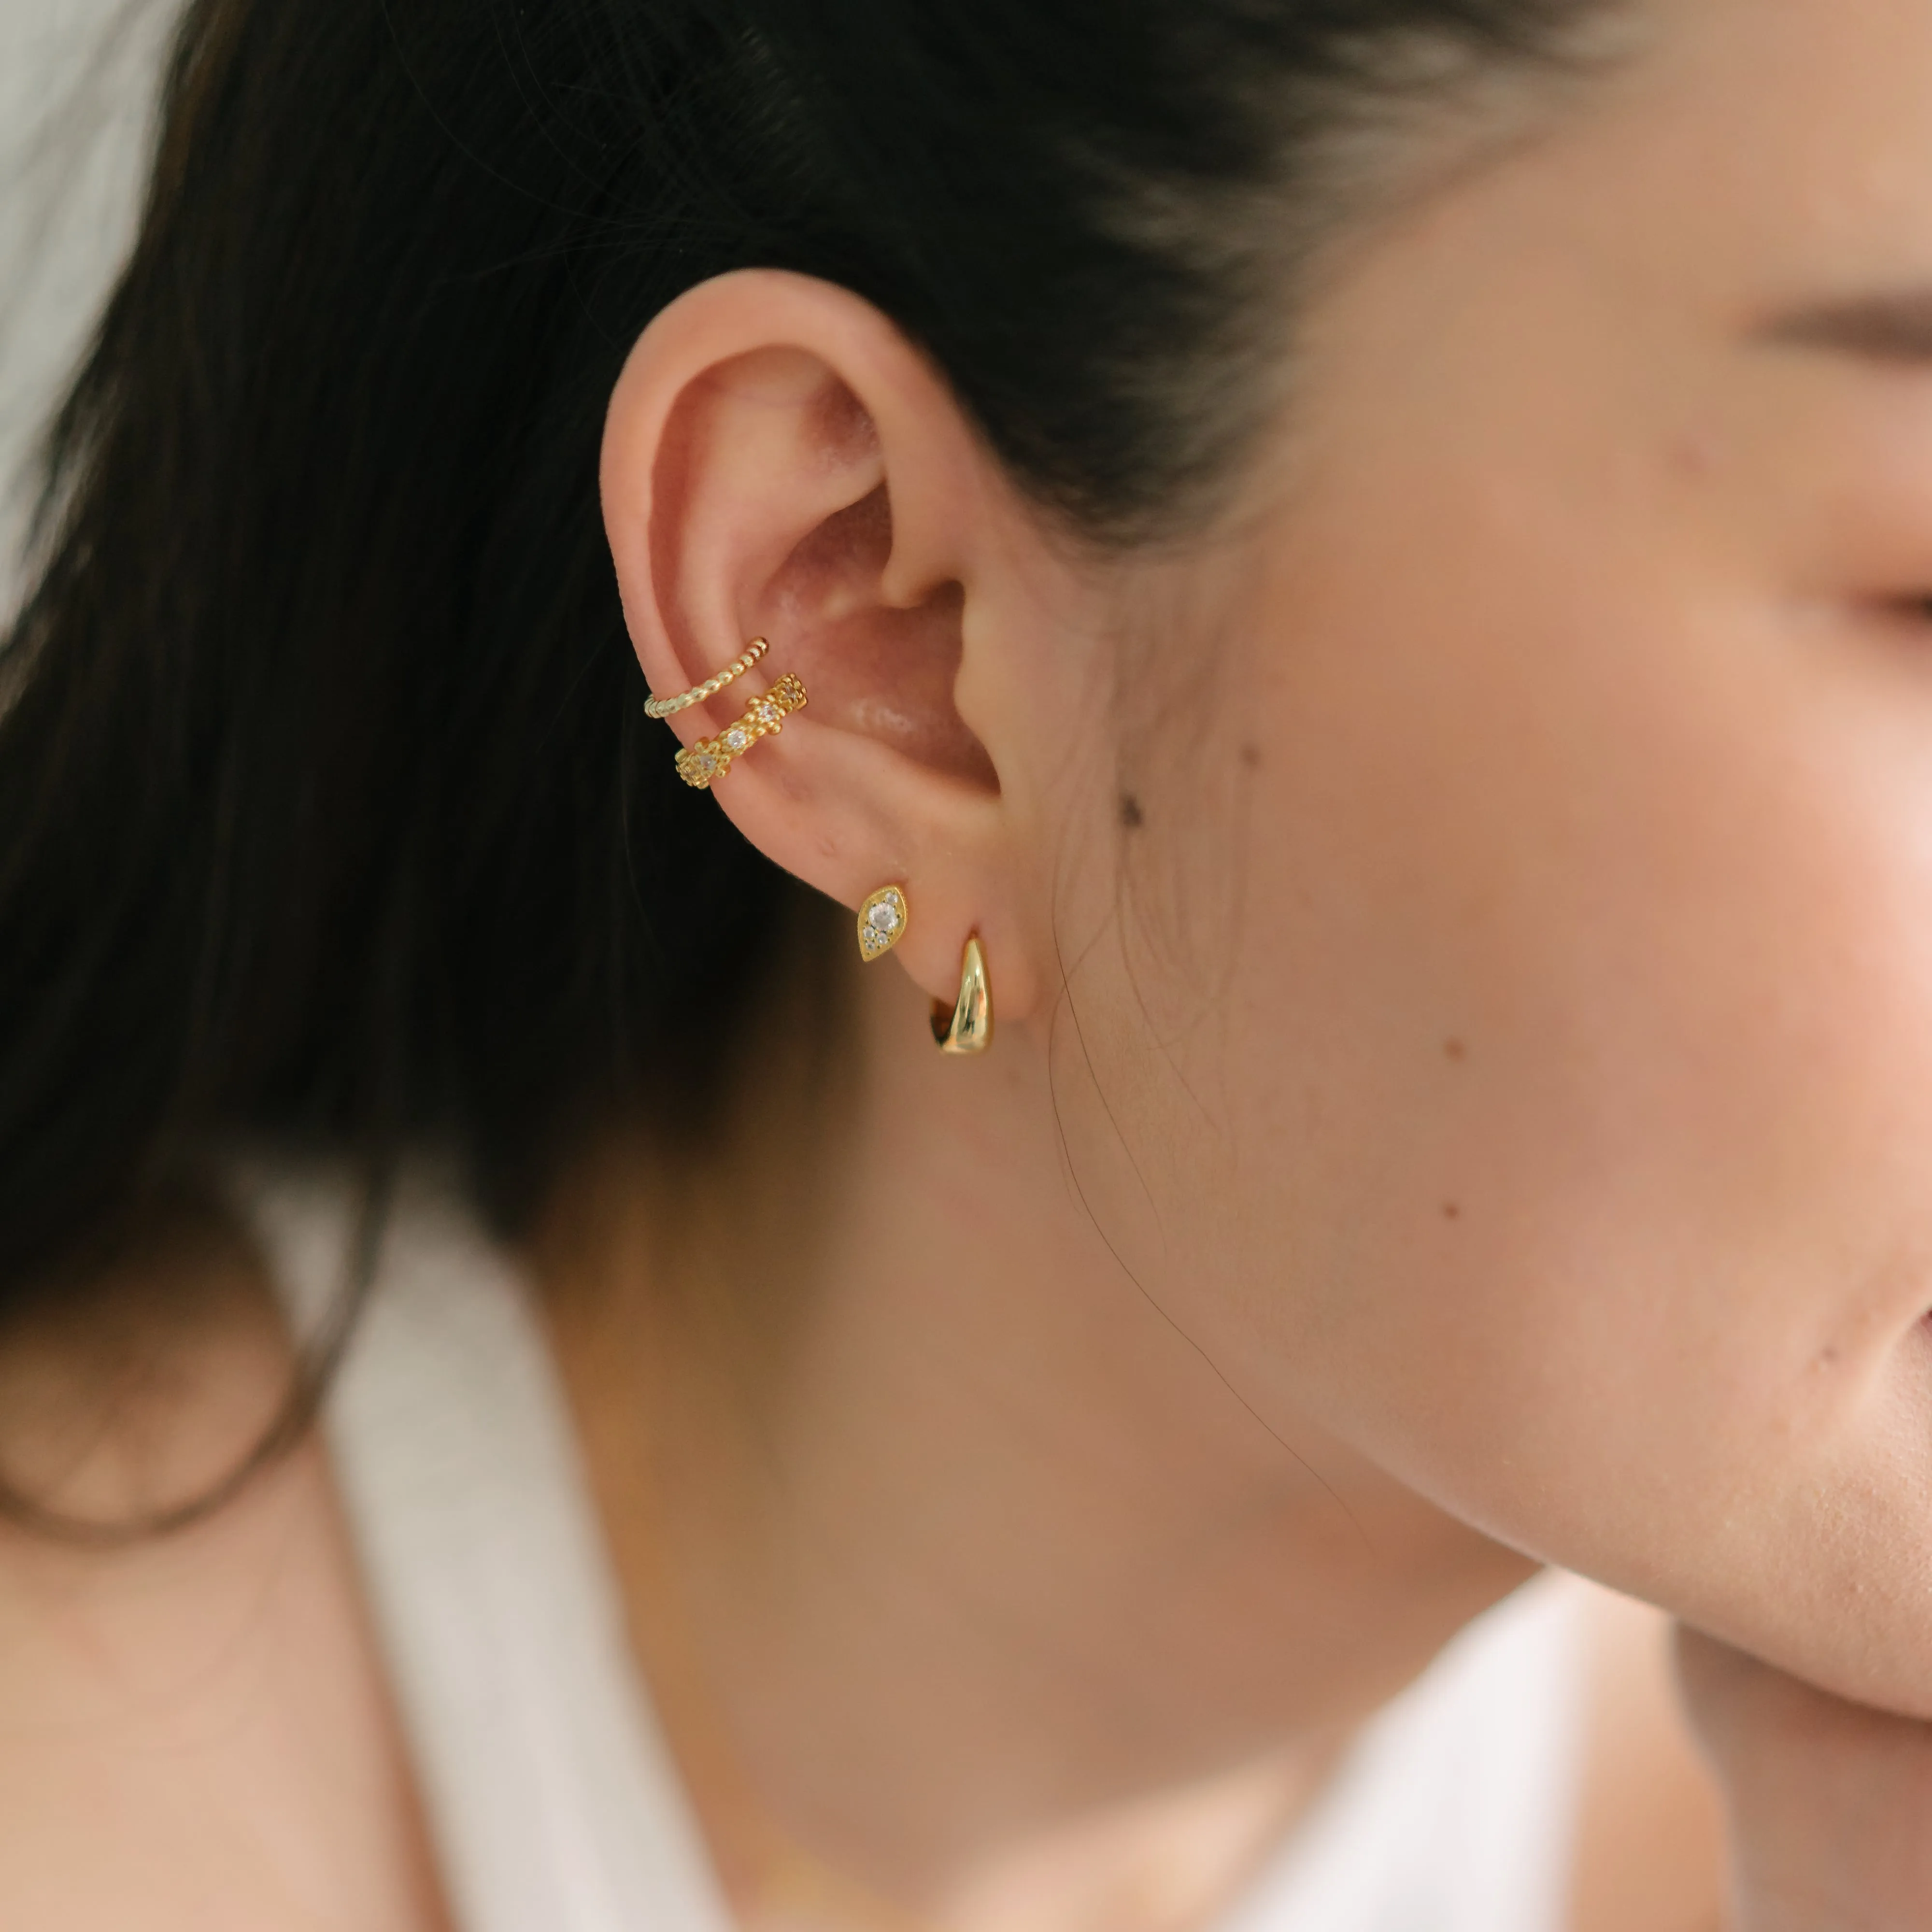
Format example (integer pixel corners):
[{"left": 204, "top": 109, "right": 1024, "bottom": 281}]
[{"left": 0, "top": 0, "right": 1605, "bottom": 1310}]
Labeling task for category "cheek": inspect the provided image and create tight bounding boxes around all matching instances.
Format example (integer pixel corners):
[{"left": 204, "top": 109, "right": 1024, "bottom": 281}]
[{"left": 1194, "top": 527, "right": 1932, "bottom": 1617}]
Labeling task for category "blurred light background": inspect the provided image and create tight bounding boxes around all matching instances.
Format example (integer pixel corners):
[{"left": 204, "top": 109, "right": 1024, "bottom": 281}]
[{"left": 0, "top": 0, "right": 168, "bottom": 612}]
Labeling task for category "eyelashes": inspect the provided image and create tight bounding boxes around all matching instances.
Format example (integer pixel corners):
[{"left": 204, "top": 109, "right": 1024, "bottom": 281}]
[{"left": 1866, "top": 593, "right": 1932, "bottom": 629}]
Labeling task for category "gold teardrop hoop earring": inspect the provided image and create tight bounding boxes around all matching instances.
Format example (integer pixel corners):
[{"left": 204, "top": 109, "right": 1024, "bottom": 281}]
[
  {"left": 673, "top": 672, "right": 808, "bottom": 790},
  {"left": 931, "top": 935, "right": 992, "bottom": 1055}
]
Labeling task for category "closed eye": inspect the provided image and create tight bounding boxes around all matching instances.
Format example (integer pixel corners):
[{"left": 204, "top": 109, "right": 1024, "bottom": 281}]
[{"left": 1757, "top": 287, "right": 1932, "bottom": 366}]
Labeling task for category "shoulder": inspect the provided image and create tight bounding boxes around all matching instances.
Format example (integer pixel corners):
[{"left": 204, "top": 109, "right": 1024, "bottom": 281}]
[{"left": 0, "top": 1209, "right": 447, "bottom": 1931}]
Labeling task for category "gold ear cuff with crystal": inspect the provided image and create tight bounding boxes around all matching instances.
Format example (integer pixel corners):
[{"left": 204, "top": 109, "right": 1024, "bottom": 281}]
[{"left": 673, "top": 673, "right": 808, "bottom": 790}]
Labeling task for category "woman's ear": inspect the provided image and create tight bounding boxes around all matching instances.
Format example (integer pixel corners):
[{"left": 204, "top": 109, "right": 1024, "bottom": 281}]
[{"left": 600, "top": 269, "right": 1094, "bottom": 1024}]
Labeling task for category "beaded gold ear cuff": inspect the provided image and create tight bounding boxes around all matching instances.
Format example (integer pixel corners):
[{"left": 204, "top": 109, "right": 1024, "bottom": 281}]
[
  {"left": 644, "top": 637, "right": 768, "bottom": 719},
  {"left": 674, "top": 672, "right": 808, "bottom": 789}
]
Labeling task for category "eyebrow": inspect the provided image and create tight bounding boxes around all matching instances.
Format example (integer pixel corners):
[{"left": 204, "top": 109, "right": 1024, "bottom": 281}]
[{"left": 1754, "top": 287, "right": 1932, "bottom": 364}]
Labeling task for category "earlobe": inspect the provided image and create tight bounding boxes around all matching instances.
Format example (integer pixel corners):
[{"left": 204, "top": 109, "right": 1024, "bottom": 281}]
[{"left": 598, "top": 269, "right": 1072, "bottom": 1031}]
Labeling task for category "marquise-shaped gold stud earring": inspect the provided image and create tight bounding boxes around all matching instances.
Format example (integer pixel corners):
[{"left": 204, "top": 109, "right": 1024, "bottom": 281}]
[
  {"left": 857, "top": 885, "right": 909, "bottom": 962},
  {"left": 931, "top": 935, "right": 992, "bottom": 1055}
]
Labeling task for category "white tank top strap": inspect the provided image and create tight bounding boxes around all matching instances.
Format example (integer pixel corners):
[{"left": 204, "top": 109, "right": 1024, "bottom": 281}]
[
  {"left": 1217, "top": 1575, "right": 1585, "bottom": 1932},
  {"left": 236, "top": 1165, "right": 1588, "bottom": 1932},
  {"left": 240, "top": 1167, "right": 737, "bottom": 1932}
]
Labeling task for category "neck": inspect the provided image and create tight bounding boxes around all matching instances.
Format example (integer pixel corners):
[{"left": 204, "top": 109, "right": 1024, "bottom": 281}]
[{"left": 537, "top": 953, "right": 1531, "bottom": 1930}]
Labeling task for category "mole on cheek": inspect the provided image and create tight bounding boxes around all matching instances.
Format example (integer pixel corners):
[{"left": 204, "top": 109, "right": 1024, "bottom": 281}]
[
  {"left": 1119, "top": 793, "right": 1145, "bottom": 830},
  {"left": 1238, "top": 743, "right": 1261, "bottom": 770},
  {"left": 1441, "top": 1202, "right": 1463, "bottom": 1222},
  {"left": 1666, "top": 431, "right": 1722, "bottom": 483}
]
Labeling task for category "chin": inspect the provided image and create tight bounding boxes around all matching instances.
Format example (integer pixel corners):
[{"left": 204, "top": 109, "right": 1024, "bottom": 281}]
[{"left": 1658, "top": 1494, "right": 1932, "bottom": 1722}]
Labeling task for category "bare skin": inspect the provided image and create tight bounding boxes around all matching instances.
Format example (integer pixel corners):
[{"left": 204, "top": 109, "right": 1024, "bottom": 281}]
[
  {"left": 537, "top": 1077, "right": 1534, "bottom": 1925},
  {"left": 0, "top": 1187, "right": 1720, "bottom": 1932},
  {"left": 535, "top": 1080, "right": 1727, "bottom": 1931},
  {"left": 1678, "top": 1628, "right": 1932, "bottom": 1932},
  {"left": 9, "top": 0, "right": 1932, "bottom": 1924},
  {"left": 0, "top": 1217, "right": 447, "bottom": 1932}
]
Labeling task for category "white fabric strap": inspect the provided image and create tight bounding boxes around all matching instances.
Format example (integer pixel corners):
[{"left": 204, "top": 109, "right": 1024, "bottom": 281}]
[
  {"left": 1217, "top": 1573, "right": 1584, "bottom": 1932},
  {"left": 246, "top": 1173, "right": 736, "bottom": 1932}
]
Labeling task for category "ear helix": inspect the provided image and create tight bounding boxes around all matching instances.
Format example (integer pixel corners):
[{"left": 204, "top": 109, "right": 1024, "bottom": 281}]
[{"left": 673, "top": 673, "right": 808, "bottom": 789}]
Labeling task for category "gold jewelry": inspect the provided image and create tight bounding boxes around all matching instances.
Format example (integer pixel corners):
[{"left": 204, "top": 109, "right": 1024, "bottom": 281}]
[
  {"left": 931, "top": 934, "right": 992, "bottom": 1054},
  {"left": 644, "top": 636, "right": 769, "bottom": 719},
  {"left": 856, "top": 884, "right": 909, "bottom": 962},
  {"left": 674, "top": 672, "right": 807, "bottom": 789}
]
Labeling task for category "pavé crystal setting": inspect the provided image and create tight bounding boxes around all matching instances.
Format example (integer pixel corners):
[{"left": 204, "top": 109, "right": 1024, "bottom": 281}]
[
  {"left": 674, "top": 672, "right": 808, "bottom": 789},
  {"left": 857, "top": 884, "right": 909, "bottom": 962}
]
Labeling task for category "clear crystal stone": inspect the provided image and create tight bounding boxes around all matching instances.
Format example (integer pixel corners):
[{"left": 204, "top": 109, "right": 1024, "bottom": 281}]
[
  {"left": 724, "top": 727, "right": 750, "bottom": 752},
  {"left": 867, "top": 900, "right": 901, "bottom": 935}
]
